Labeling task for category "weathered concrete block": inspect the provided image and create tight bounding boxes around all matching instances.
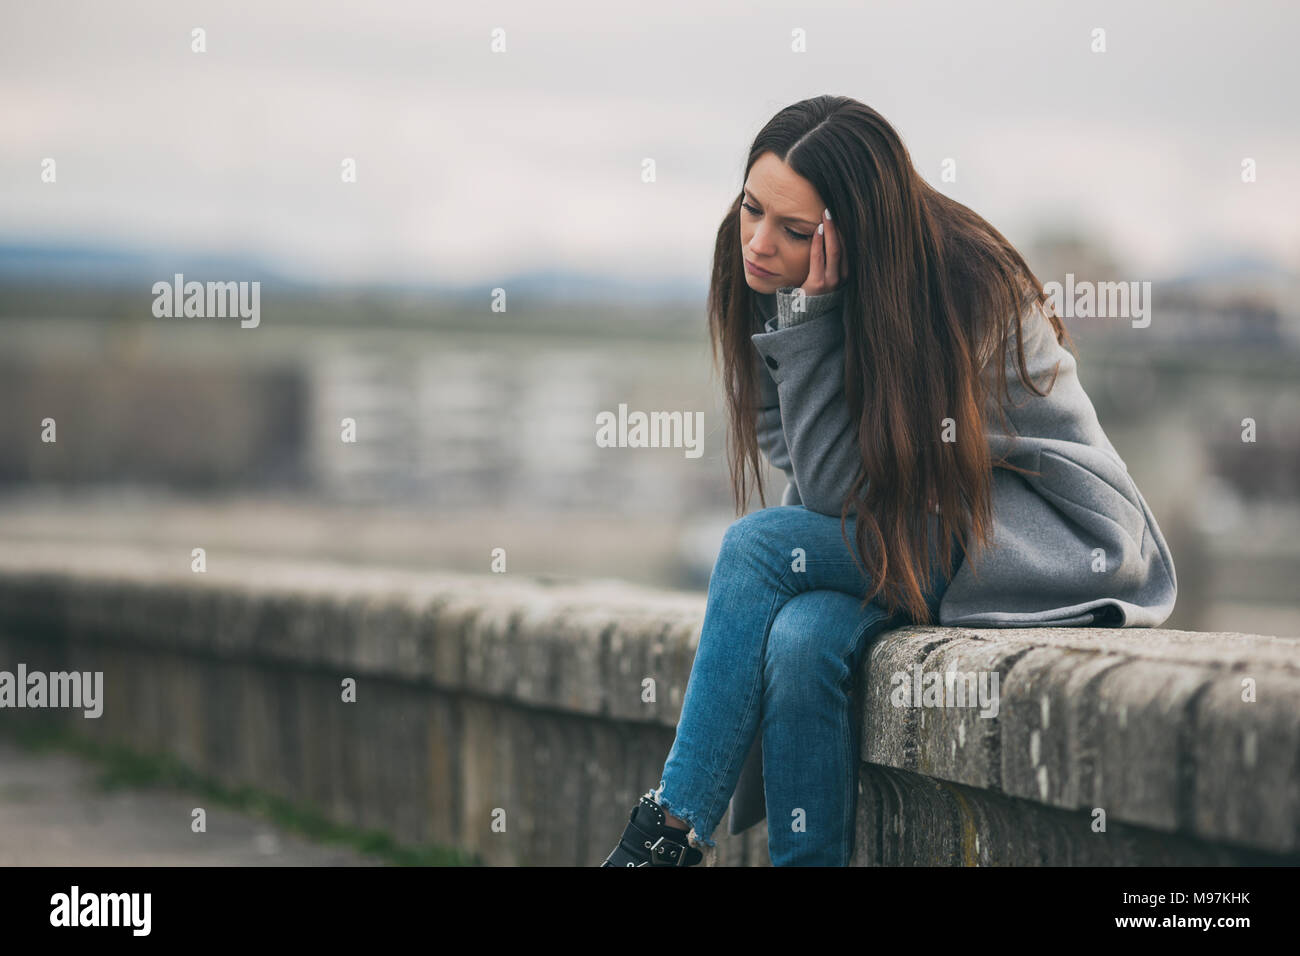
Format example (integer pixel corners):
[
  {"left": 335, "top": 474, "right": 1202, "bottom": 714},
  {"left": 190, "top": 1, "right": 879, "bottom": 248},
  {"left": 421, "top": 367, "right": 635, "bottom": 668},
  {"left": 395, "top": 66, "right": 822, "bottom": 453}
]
[{"left": 1192, "top": 671, "right": 1300, "bottom": 851}]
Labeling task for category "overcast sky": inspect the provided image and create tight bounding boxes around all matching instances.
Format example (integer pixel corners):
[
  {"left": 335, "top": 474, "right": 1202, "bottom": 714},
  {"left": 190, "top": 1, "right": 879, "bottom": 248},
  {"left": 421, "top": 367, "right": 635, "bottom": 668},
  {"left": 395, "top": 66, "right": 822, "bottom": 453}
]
[{"left": 3, "top": 0, "right": 1298, "bottom": 286}]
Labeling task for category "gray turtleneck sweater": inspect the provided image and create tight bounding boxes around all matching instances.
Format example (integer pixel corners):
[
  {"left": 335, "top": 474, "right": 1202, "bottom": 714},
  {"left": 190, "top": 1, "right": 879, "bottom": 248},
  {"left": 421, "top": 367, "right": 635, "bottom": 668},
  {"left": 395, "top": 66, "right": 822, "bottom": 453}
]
[{"left": 752, "top": 285, "right": 844, "bottom": 332}]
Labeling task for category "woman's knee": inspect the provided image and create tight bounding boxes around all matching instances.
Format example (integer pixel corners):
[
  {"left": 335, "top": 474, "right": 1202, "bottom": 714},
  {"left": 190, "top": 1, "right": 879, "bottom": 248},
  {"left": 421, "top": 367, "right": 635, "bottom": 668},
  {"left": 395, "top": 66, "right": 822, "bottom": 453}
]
[
  {"left": 716, "top": 507, "right": 797, "bottom": 572},
  {"left": 765, "top": 590, "right": 866, "bottom": 684},
  {"left": 720, "top": 506, "right": 788, "bottom": 547}
]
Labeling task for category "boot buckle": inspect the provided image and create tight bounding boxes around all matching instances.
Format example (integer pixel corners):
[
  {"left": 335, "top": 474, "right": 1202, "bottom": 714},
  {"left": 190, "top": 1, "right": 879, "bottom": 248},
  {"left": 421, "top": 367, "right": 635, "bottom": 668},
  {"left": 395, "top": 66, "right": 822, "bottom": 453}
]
[{"left": 647, "top": 833, "right": 693, "bottom": 866}]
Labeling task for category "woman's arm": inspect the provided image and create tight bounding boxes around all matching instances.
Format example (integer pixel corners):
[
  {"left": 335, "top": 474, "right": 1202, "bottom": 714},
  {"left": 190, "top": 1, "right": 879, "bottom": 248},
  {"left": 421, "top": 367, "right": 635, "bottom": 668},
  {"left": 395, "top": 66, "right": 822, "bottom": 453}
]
[
  {"left": 753, "top": 343, "right": 802, "bottom": 506},
  {"left": 750, "top": 287, "right": 863, "bottom": 516}
]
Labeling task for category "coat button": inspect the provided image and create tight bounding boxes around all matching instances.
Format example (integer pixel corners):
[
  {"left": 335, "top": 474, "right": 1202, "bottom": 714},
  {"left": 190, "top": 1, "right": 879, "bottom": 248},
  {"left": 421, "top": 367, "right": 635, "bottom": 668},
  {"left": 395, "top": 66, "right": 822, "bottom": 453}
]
[{"left": 765, "top": 355, "right": 779, "bottom": 370}]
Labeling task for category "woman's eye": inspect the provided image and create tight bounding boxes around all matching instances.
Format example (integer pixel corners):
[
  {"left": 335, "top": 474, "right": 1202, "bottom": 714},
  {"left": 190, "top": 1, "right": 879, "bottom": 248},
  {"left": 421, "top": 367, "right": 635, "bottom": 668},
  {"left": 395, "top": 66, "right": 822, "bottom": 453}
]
[{"left": 742, "top": 202, "right": 812, "bottom": 242}]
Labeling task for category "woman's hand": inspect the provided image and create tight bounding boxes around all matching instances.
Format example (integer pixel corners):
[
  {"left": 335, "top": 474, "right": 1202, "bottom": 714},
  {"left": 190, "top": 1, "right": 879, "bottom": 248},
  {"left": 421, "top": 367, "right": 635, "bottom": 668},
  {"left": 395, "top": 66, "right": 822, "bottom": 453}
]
[{"left": 799, "top": 208, "right": 848, "bottom": 297}]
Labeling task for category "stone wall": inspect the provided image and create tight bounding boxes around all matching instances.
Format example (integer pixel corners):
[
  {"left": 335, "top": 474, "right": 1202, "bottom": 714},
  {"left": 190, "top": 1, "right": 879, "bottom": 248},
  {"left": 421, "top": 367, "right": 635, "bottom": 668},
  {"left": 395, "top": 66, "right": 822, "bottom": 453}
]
[{"left": 0, "top": 541, "right": 1295, "bottom": 866}]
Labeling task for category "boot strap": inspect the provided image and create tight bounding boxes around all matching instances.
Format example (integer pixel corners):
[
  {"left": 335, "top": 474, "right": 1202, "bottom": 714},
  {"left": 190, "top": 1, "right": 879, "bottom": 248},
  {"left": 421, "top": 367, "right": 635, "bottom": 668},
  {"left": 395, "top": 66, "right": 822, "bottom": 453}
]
[{"left": 619, "top": 812, "right": 703, "bottom": 866}]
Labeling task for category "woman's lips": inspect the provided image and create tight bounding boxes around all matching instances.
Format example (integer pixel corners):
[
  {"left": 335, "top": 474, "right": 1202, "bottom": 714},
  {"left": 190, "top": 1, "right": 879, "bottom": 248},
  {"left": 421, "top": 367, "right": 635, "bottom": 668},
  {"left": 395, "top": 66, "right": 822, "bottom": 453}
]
[{"left": 745, "top": 259, "right": 777, "bottom": 277}]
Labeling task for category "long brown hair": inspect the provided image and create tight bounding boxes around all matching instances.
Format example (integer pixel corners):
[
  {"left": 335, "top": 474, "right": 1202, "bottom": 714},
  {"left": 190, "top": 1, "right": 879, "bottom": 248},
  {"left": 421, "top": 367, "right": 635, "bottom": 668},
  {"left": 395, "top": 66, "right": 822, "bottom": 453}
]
[{"left": 707, "top": 95, "right": 1077, "bottom": 625}]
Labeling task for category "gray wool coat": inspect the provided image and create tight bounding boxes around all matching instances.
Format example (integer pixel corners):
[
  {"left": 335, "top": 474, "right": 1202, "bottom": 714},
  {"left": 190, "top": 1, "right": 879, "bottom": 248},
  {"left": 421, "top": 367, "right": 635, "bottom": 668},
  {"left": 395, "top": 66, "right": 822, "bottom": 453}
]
[{"left": 725, "top": 285, "right": 1178, "bottom": 836}]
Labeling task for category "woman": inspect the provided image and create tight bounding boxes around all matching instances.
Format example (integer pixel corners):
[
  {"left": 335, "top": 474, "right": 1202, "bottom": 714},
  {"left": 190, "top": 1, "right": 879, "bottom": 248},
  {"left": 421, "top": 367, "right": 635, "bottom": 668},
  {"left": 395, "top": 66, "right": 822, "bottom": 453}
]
[{"left": 601, "top": 95, "right": 1177, "bottom": 867}]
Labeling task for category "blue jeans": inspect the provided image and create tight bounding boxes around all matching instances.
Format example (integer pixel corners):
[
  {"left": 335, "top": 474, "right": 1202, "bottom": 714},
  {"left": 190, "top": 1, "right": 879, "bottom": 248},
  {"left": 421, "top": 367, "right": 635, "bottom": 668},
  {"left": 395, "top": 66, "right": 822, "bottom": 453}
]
[{"left": 654, "top": 504, "right": 959, "bottom": 866}]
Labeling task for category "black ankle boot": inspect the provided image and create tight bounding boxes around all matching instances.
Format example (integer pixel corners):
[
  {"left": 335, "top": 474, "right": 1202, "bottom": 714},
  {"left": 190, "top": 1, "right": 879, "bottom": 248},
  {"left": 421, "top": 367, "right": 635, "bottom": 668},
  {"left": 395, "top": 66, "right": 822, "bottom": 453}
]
[{"left": 600, "top": 791, "right": 704, "bottom": 866}]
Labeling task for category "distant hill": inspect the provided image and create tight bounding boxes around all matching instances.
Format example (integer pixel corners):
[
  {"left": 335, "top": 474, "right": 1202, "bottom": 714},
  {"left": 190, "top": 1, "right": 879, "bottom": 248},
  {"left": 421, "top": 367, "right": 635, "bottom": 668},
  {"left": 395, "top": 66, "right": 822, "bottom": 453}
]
[
  {"left": 3, "top": 235, "right": 1292, "bottom": 313},
  {"left": 0, "top": 239, "right": 709, "bottom": 306}
]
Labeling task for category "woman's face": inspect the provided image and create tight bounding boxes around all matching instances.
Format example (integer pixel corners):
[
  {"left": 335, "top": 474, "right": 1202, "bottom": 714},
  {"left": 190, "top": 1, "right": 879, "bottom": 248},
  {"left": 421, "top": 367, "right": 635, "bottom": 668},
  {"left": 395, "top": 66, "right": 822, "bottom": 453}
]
[{"left": 739, "top": 150, "right": 827, "bottom": 293}]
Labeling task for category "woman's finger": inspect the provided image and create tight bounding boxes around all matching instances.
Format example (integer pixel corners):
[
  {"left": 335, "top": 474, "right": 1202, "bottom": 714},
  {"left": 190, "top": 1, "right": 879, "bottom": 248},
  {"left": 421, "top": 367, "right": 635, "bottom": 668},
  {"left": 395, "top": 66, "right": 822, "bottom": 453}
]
[
  {"left": 821, "top": 209, "right": 840, "bottom": 290},
  {"left": 809, "top": 220, "right": 825, "bottom": 291}
]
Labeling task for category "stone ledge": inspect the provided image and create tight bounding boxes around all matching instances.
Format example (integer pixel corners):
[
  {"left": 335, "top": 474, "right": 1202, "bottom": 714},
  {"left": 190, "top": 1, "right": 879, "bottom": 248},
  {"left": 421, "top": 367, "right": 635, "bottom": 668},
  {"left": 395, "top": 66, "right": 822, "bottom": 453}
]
[
  {"left": 862, "top": 626, "right": 1300, "bottom": 855},
  {"left": 0, "top": 540, "right": 1296, "bottom": 862}
]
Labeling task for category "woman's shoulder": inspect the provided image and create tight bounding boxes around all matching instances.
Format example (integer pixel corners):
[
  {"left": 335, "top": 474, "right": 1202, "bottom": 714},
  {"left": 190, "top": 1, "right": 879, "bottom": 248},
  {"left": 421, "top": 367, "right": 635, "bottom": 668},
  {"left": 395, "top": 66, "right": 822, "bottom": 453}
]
[{"left": 977, "top": 286, "right": 1061, "bottom": 377}]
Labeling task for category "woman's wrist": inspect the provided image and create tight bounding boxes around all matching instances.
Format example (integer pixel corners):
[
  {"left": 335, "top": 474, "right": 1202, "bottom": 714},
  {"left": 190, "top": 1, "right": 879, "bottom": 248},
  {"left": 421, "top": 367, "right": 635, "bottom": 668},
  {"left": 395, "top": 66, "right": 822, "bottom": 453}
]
[{"left": 775, "top": 286, "right": 844, "bottom": 329}]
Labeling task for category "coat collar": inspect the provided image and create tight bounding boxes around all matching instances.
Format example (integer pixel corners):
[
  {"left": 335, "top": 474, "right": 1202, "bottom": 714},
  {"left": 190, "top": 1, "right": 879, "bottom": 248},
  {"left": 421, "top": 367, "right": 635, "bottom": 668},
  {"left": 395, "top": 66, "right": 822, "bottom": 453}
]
[{"left": 751, "top": 288, "right": 778, "bottom": 328}]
